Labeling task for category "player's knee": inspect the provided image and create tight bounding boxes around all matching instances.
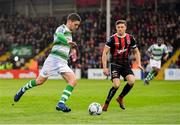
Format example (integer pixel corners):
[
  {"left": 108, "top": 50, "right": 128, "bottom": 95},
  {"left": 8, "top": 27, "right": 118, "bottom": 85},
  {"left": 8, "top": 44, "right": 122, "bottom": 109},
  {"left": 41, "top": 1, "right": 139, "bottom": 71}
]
[
  {"left": 128, "top": 78, "right": 135, "bottom": 85},
  {"left": 126, "top": 75, "right": 135, "bottom": 85},
  {"left": 113, "top": 83, "right": 120, "bottom": 88},
  {"left": 112, "top": 78, "right": 120, "bottom": 88}
]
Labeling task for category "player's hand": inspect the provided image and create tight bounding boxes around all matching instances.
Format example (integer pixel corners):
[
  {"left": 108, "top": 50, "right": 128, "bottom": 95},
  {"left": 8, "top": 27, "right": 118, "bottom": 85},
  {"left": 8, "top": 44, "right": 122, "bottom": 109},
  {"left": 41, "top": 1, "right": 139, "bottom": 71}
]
[
  {"left": 150, "top": 55, "right": 154, "bottom": 59},
  {"left": 68, "top": 41, "right": 77, "bottom": 47},
  {"left": 163, "top": 56, "right": 168, "bottom": 61},
  {"left": 103, "top": 68, "right": 109, "bottom": 76},
  {"left": 138, "top": 65, "right": 144, "bottom": 72}
]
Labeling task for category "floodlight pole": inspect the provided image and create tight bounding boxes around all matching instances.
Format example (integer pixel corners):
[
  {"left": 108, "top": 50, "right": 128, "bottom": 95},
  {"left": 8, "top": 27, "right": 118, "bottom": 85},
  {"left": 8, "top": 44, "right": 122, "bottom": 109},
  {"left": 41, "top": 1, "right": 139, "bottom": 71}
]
[
  {"left": 25, "top": 0, "right": 29, "bottom": 17},
  {"left": 106, "top": 0, "right": 111, "bottom": 41},
  {"left": 49, "top": 0, "right": 53, "bottom": 16},
  {"left": 127, "top": 0, "right": 130, "bottom": 14},
  {"left": 155, "top": 0, "right": 157, "bottom": 13}
]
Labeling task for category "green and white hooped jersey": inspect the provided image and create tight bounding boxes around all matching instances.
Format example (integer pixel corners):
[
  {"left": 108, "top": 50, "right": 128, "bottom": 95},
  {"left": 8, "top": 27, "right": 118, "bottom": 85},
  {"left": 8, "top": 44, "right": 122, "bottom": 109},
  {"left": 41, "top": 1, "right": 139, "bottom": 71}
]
[
  {"left": 148, "top": 44, "right": 168, "bottom": 61},
  {"left": 50, "top": 24, "right": 72, "bottom": 62}
]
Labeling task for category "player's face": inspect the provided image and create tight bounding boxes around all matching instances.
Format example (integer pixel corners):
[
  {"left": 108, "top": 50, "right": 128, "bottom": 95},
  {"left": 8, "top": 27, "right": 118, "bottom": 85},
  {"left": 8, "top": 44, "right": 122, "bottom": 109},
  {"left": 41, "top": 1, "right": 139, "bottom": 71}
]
[
  {"left": 116, "top": 23, "right": 127, "bottom": 36},
  {"left": 157, "top": 38, "right": 163, "bottom": 46},
  {"left": 69, "top": 20, "right": 80, "bottom": 32}
]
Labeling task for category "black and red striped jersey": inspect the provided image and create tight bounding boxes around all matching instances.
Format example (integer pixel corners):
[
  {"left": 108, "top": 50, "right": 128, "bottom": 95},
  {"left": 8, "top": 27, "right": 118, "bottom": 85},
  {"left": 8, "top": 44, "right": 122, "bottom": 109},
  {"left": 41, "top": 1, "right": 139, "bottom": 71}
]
[{"left": 106, "top": 33, "right": 137, "bottom": 65}]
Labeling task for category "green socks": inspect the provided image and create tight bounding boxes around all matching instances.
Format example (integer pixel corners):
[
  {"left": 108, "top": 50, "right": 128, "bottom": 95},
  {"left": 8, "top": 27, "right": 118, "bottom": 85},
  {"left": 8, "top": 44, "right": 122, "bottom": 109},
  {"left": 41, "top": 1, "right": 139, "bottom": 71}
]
[
  {"left": 21, "top": 80, "right": 74, "bottom": 104},
  {"left": 22, "top": 80, "right": 37, "bottom": 92},
  {"left": 59, "top": 85, "right": 74, "bottom": 104},
  {"left": 145, "top": 70, "right": 157, "bottom": 81}
]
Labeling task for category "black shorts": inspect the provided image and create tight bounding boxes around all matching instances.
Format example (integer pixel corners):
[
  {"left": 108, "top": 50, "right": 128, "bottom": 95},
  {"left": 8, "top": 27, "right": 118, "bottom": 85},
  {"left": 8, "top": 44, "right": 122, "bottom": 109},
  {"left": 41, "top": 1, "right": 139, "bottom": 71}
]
[{"left": 110, "top": 63, "right": 134, "bottom": 80}]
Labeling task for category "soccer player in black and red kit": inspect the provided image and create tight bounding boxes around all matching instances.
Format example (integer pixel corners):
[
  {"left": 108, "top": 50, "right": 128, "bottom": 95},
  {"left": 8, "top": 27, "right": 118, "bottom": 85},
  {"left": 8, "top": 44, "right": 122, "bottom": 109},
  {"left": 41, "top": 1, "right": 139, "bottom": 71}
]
[{"left": 102, "top": 20, "right": 143, "bottom": 111}]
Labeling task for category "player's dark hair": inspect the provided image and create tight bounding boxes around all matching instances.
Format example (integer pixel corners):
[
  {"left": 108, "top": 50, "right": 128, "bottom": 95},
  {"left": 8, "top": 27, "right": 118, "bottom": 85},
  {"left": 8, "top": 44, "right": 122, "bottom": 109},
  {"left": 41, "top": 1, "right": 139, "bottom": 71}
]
[
  {"left": 157, "top": 37, "right": 164, "bottom": 42},
  {"left": 116, "top": 20, "right": 127, "bottom": 26},
  {"left": 67, "top": 13, "right": 81, "bottom": 22}
]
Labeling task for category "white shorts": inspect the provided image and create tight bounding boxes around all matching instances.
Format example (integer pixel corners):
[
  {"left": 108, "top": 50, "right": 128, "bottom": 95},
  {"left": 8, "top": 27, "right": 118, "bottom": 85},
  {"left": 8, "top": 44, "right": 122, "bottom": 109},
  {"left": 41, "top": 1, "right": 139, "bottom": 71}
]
[
  {"left": 40, "top": 55, "right": 73, "bottom": 78},
  {"left": 150, "top": 59, "right": 161, "bottom": 69}
]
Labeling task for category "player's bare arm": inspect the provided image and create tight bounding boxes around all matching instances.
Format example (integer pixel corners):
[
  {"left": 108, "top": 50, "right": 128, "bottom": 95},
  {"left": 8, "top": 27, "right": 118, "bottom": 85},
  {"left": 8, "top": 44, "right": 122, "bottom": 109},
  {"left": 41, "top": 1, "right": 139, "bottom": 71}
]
[
  {"left": 133, "top": 47, "right": 144, "bottom": 71},
  {"left": 102, "top": 45, "right": 110, "bottom": 76},
  {"left": 146, "top": 49, "right": 153, "bottom": 59},
  {"left": 163, "top": 53, "right": 169, "bottom": 61}
]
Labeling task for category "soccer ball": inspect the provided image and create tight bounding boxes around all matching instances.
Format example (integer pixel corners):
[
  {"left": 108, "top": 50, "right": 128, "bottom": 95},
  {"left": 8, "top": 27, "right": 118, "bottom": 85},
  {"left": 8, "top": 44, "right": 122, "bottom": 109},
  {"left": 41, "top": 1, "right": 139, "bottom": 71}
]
[{"left": 88, "top": 102, "right": 102, "bottom": 115}]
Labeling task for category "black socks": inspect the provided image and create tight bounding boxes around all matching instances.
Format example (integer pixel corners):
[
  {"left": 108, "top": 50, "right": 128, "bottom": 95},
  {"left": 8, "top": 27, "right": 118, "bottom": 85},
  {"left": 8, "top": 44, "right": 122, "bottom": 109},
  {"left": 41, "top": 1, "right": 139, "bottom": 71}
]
[
  {"left": 105, "top": 87, "right": 118, "bottom": 104},
  {"left": 119, "top": 83, "right": 133, "bottom": 98}
]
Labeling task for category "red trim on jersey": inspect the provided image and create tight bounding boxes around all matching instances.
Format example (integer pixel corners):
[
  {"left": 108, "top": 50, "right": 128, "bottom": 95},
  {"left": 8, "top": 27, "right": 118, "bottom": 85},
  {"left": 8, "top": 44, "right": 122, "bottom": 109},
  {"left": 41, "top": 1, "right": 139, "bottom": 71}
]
[
  {"left": 114, "top": 34, "right": 119, "bottom": 57},
  {"left": 125, "top": 34, "right": 131, "bottom": 57},
  {"left": 119, "top": 36, "right": 125, "bottom": 58}
]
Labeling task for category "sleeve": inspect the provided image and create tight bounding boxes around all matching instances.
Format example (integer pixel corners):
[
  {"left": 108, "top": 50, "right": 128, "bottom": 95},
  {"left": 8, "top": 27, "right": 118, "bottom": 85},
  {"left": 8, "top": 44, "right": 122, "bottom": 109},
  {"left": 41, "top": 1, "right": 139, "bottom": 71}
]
[
  {"left": 105, "top": 37, "right": 113, "bottom": 48},
  {"left": 130, "top": 35, "right": 137, "bottom": 49},
  {"left": 164, "top": 45, "right": 168, "bottom": 54},
  {"left": 56, "top": 26, "right": 65, "bottom": 34},
  {"left": 148, "top": 45, "right": 153, "bottom": 53},
  {"left": 53, "top": 26, "right": 68, "bottom": 45}
]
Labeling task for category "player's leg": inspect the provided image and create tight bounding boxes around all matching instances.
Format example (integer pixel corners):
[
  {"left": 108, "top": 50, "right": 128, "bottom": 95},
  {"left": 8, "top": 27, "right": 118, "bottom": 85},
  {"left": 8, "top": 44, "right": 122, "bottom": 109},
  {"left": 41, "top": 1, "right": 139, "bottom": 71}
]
[
  {"left": 14, "top": 75, "right": 48, "bottom": 102},
  {"left": 102, "top": 78, "right": 120, "bottom": 111},
  {"left": 14, "top": 57, "right": 52, "bottom": 102},
  {"left": 144, "top": 68, "right": 158, "bottom": 84},
  {"left": 56, "top": 71, "right": 77, "bottom": 112},
  {"left": 144, "top": 59, "right": 160, "bottom": 84},
  {"left": 116, "top": 68, "right": 135, "bottom": 110},
  {"left": 102, "top": 64, "right": 120, "bottom": 111}
]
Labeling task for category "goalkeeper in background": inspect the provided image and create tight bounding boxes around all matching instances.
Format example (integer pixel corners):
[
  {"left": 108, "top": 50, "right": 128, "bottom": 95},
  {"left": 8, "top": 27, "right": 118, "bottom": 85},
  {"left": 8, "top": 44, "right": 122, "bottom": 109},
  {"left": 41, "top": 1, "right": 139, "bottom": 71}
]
[
  {"left": 144, "top": 37, "right": 169, "bottom": 85},
  {"left": 14, "top": 13, "right": 81, "bottom": 112}
]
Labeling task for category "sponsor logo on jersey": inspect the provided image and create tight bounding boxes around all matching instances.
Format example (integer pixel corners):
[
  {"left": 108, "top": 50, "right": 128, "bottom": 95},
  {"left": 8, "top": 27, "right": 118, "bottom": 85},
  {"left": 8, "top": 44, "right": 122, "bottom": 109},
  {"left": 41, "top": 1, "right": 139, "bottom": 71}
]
[
  {"left": 117, "top": 48, "right": 127, "bottom": 54},
  {"left": 127, "top": 39, "right": 130, "bottom": 44}
]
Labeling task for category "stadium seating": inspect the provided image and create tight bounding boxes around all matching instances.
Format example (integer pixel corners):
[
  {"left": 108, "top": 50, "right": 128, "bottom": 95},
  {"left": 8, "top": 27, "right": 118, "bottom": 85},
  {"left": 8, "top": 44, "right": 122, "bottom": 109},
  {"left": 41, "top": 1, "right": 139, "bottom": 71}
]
[{"left": 0, "top": 3, "right": 179, "bottom": 78}]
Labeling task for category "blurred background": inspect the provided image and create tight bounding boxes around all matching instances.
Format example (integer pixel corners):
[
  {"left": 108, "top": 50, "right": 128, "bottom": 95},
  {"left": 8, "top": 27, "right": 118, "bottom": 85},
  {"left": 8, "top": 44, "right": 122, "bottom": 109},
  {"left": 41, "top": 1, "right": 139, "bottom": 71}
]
[{"left": 0, "top": 0, "right": 179, "bottom": 79}]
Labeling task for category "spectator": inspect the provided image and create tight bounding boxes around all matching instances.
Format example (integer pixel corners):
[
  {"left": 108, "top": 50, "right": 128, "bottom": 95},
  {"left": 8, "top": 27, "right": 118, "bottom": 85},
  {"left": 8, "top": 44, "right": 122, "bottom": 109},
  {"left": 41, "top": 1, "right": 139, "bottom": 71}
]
[
  {"left": 176, "top": 55, "right": 180, "bottom": 68},
  {"left": 0, "top": 4, "right": 179, "bottom": 78},
  {"left": 0, "top": 62, "right": 5, "bottom": 70},
  {"left": 167, "top": 41, "right": 174, "bottom": 58},
  {"left": 169, "top": 60, "right": 179, "bottom": 68}
]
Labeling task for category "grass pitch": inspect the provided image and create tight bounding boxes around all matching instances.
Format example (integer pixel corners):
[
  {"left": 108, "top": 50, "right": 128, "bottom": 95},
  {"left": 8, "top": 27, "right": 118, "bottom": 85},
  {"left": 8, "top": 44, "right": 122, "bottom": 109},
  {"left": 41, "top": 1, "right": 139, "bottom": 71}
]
[{"left": 0, "top": 79, "right": 180, "bottom": 124}]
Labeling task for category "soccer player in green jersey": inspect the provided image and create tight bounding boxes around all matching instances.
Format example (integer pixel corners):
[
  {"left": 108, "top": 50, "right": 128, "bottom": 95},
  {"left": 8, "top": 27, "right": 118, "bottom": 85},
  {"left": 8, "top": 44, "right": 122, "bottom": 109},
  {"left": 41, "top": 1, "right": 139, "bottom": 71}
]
[
  {"left": 14, "top": 13, "right": 81, "bottom": 112},
  {"left": 144, "top": 37, "right": 169, "bottom": 85}
]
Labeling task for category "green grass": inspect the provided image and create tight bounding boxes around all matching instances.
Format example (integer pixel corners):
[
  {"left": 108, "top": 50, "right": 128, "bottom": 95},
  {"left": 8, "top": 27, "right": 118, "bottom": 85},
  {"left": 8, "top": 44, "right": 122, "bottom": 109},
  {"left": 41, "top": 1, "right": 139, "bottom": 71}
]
[{"left": 0, "top": 79, "right": 180, "bottom": 124}]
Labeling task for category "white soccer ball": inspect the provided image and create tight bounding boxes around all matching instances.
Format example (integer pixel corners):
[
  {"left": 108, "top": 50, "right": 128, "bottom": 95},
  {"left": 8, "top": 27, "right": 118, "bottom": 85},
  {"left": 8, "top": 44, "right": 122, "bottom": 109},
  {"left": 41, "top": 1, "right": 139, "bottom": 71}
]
[{"left": 88, "top": 102, "right": 102, "bottom": 115}]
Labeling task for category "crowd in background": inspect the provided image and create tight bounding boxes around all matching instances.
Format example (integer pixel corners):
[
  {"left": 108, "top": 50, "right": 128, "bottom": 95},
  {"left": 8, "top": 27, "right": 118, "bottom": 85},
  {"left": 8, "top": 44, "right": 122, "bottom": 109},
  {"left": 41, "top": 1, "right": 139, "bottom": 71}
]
[
  {"left": 0, "top": 4, "right": 180, "bottom": 77},
  {"left": 0, "top": 15, "right": 57, "bottom": 69},
  {"left": 74, "top": 7, "right": 180, "bottom": 77}
]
